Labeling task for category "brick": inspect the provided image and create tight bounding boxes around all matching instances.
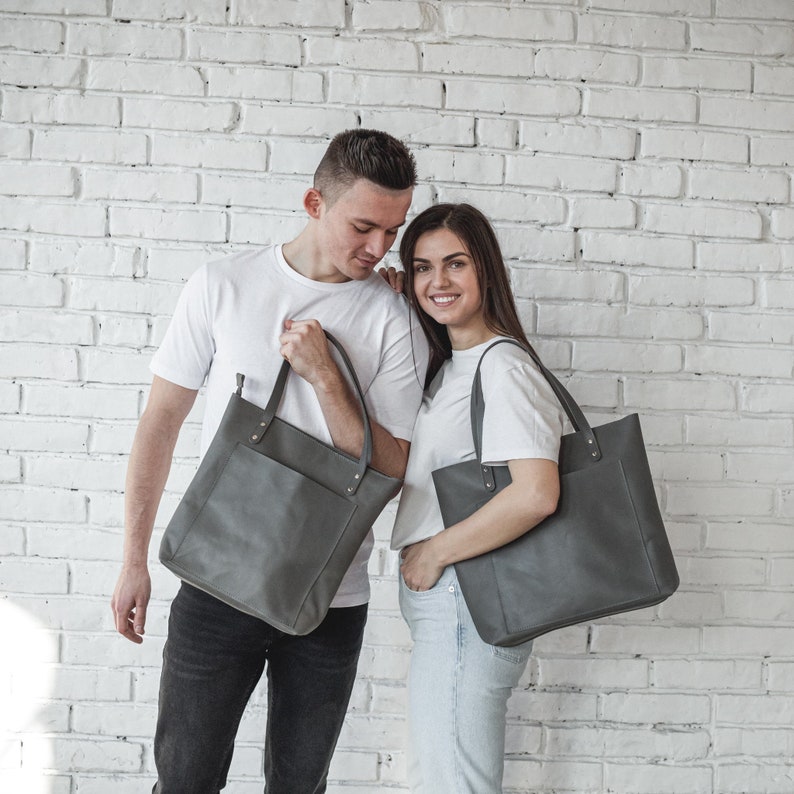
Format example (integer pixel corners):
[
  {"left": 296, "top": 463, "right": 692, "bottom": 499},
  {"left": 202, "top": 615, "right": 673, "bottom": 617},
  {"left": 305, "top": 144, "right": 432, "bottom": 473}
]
[
  {"left": 68, "top": 22, "right": 182, "bottom": 57},
  {"left": 352, "top": 1, "right": 428, "bottom": 31},
  {"left": 708, "top": 311, "right": 793, "bottom": 344},
  {"left": 706, "top": 522, "right": 794, "bottom": 553},
  {"left": 0, "top": 18, "right": 63, "bottom": 53},
  {"left": 80, "top": 348, "right": 158, "bottom": 384},
  {"left": 605, "top": 763, "right": 712, "bottom": 794},
  {"left": 513, "top": 266, "right": 622, "bottom": 302},
  {"left": 239, "top": 103, "right": 358, "bottom": 138},
  {"left": 641, "top": 128, "right": 748, "bottom": 163},
  {"left": 0, "top": 127, "right": 30, "bottom": 158},
  {"left": 0, "top": 453, "right": 21, "bottom": 482},
  {"left": 306, "top": 36, "right": 418, "bottom": 71},
  {"left": 69, "top": 277, "right": 182, "bottom": 314},
  {"left": 0, "top": 164, "right": 75, "bottom": 197},
  {"left": 0, "top": 54, "right": 82, "bottom": 88},
  {"left": 667, "top": 486, "right": 774, "bottom": 517},
  {"left": 717, "top": 692, "right": 794, "bottom": 723},
  {"left": 692, "top": 21, "right": 794, "bottom": 56},
  {"left": 0, "top": 488, "right": 86, "bottom": 522},
  {"left": 643, "top": 55, "right": 751, "bottom": 91},
  {"left": 583, "top": 231, "right": 692, "bottom": 268},
  {"left": 620, "top": 162, "right": 683, "bottom": 197},
  {"left": 591, "top": 0, "right": 711, "bottom": 12},
  {"left": 600, "top": 692, "right": 710, "bottom": 723},
  {"left": 537, "top": 304, "right": 703, "bottom": 340},
  {"left": 547, "top": 726, "right": 710, "bottom": 761},
  {"left": 86, "top": 61, "right": 205, "bottom": 95},
  {"left": 701, "top": 96, "right": 794, "bottom": 132},
  {"left": 202, "top": 174, "right": 304, "bottom": 210},
  {"left": 109, "top": 207, "right": 227, "bottom": 243},
  {"left": 752, "top": 135, "right": 794, "bottom": 166},
  {"left": 648, "top": 450, "right": 723, "bottom": 481},
  {"left": 1, "top": 89, "right": 120, "bottom": 126},
  {"left": 687, "top": 416, "right": 793, "bottom": 446},
  {"left": 0, "top": 343, "right": 79, "bottom": 380},
  {"left": 755, "top": 64, "right": 794, "bottom": 97},
  {"left": 187, "top": 29, "right": 300, "bottom": 65},
  {"left": 23, "top": 736, "right": 144, "bottom": 773},
  {"left": 150, "top": 135, "right": 267, "bottom": 172},
  {"left": 573, "top": 341, "right": 681, "bottom": 373},
  {"left": 624, "top": 378, "right": 736, "bottom": 411},
  {"left": 234, "top": 0, "right": 344, "bottom": 26},
  {"left": 506, "top": 154, "right": 616, "bottom": 192},
  {"left": 504, "top": 760, "right": 602, "bottom": 791},
  {"left": 83, "top": 168, "right": 198, "bottom": 203},
  {"left": 329, "top": 72, "right": 442, "bottom": 109},
  {"left": 654, "top": 660, "right": 761, "bottom": 691},
  {"left": 0, "top": 198, "right": 107, "bottom": 236},
  {"left": 717, "top": 764, "right": 794, "bottom": 793},
  {"left": 698, "top": 241, "right": 793, "bottom": 272},
  {"left": 726, "top": 452, "right": 794, "bottom": 484},
  {"left": 521, "top": 121, "right": 636, "bottom": 159},
  {"left": 436, "top": 186, "right": 565, "bottom": 225},
  {"left": 33, "top": 129, "right": 147, "bottom": 164},
  {"left": 97, "top": 315, "right": 149, "bottom": 347},
  {"left": 0, "top": 274, "right": 64, "bottom": 308},
  {"left": 422, "top": 43, "right": 533, "bottom": 77},
  {"left": 689, "top": 167, "right": 789, "bottom": 204},
  {"left": 716, "top": 726, "right": 794, "bottom": 756},
  {"left": 413, "top": 148, "right": 503, "bottom": 186},
  {"left": 23, "top": 383, "right": 140, "bottom": 419},
  {"left": 269, "top": 139, "right": 337, "bottom": 177},
  {"left": 73, "top": 702, "right": 158, "bottom": 736},
  {"left": 30, "top": 242, "right": 141, "bottom": 277},
  {"left": 123, "top": 98, "right": 239, "bottom": 132},
  {"left": 644, "top": 203, "right": 762, "bottom": 239},
  {"left": 443, "top": 6, "right": 574, "bottom": 42},
  {"left": 762, "top": 278, "right": 794, "bottom": 308},
  {"left": 111, "top": 0, "right": 227, "bottom": 22},
  {"left": 717, "top": 0, "right": 794, "bottom": 19},
  {"left": 741, "top": 383, "right": 794, "bottom": 413},
  {"left": 725, "top": 591, "right": 794, "bottom": 622},
  {"left": 579, "top": 14, "right": 686, "bottom": 50},
  {"left": 0, "top": 0, "right": 105, "bottom": 10},
  {"left": 588, "top": 88, "right": 697, "bottom": 123},
  {"left": 537, "top": 658, "right": 648, "bottom": 689},
  {"left": 771, "top": 208, "right": 794, "bottom": 239},
  {"left": 0, "top": 309, "right": 91, "bottom": 344},
  {"left": 447, "top": 80, "right": 581, "bottom": 116},
  {"left": 631, "top": 274, "right": 754, "bottom": 307},
  {"left": 569, "top": 197, "right": 636, "bottom": 229},
  {"left": 26, "top": 456, "right": 127, "bottom": 490},
  {"left": 686, "top": 344, "right": 791, "bottom": 378},
  {"left": 229, "top": 211, "right": 303, "bottom": 245},
  {"left": 359, "top": 110, "right": 474, "bottom": 146},
  {"left": 656, "top": 590, "right": 724, "bottom": 623},
  {"left": 535, "top": 47, "right": 639, "bottom": 84}
]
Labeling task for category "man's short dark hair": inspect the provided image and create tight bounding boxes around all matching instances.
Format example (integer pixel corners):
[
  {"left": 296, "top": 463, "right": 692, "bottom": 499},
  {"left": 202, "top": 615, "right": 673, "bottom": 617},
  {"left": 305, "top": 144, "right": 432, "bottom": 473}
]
[{"left": 314, "top": 129, "right": 417, "bottom": 205}]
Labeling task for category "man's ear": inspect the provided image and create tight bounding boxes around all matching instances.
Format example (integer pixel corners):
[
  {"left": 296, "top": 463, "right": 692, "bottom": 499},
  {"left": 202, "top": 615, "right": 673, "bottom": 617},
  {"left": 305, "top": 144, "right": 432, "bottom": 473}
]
[{"left": 303, "top": 187, "right": 324, "bottom": 219}]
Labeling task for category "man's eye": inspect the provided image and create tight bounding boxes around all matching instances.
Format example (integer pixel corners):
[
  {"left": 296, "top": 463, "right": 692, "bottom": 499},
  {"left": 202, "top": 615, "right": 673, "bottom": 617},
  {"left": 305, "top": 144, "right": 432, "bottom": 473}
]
[{"left": 354, "top": 226, "right": 369, "bottom": 233}]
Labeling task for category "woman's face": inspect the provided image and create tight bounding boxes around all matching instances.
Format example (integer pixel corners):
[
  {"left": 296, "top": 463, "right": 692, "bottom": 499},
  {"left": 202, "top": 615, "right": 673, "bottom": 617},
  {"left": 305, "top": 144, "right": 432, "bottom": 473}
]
[{"left": 410, "top": 227, "right": 493, "bottom": 348}]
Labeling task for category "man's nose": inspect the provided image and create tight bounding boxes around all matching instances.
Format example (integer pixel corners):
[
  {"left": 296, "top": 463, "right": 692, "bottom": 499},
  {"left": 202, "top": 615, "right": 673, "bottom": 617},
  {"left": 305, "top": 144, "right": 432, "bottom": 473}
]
[{"left": 364, "top": 231, "right": 388, "bottom": 259}]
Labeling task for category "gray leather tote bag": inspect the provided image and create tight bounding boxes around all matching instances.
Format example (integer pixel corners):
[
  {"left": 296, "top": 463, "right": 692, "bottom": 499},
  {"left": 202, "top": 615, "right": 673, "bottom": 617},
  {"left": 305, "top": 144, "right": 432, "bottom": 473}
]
[
  {"left": 432, "top": 339, "right": 679, "bottom": 647},
  {"left": 160, "top": 332, "right": 402, "bottom": 635}
]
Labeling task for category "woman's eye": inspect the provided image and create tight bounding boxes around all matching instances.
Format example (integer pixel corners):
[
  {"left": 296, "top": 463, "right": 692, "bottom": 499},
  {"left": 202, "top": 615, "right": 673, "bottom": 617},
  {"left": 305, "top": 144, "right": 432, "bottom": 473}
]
[{"left": 414, "top": 264, "right": 429, "bottom": 273}]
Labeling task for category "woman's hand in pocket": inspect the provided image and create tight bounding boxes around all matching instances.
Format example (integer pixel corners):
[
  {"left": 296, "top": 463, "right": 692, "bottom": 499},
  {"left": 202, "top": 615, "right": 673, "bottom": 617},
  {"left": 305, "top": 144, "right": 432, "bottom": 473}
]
[{"left": 400, "top": 539, "right": 444, "bottom": 591}]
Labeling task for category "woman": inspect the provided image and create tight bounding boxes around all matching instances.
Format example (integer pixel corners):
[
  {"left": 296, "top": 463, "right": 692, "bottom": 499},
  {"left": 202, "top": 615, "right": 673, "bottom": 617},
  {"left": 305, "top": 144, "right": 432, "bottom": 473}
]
[{"left": 390, "top": 204, "right": 564, "bottom": 793}]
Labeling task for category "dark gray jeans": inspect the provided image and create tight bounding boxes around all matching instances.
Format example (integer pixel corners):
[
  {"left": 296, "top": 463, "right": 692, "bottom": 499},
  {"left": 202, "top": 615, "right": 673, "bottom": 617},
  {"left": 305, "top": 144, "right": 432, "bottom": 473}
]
[{"left": 152, "top": 582, "right": 368, "bottom": 794}]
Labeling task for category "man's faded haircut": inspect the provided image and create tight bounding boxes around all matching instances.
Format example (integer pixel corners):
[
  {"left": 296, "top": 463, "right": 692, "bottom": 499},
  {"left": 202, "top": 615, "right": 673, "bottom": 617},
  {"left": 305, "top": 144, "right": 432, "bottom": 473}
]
[{"left": 313, "top": 129, "right": 417, "bottom": 206}]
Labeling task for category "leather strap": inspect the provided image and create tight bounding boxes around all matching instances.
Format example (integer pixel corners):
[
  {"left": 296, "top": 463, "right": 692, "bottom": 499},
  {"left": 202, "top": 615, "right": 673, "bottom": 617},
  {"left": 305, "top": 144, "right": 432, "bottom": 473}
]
[
  {"left": 242, "top": 331, "right": 373, "bottom": 496},
  {"left": 470, "top": 338, "right": 602, "bottom": 489}
]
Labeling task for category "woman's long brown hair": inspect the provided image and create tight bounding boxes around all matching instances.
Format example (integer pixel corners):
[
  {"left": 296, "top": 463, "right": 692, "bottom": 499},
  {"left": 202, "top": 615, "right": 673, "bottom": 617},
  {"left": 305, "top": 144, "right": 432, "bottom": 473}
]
[{"left": 399, "top": 203, "right": 534, "bottom": 386}]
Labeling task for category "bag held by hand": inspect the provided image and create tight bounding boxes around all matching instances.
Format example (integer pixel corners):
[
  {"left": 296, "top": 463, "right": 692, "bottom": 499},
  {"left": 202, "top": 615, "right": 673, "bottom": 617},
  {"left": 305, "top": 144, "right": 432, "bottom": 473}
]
[
  {"left": 160, "top": 332, "right": 402, "bottom": 635},
  {"left": 432, "top": 339, "right": 679, "bottom": 647}
]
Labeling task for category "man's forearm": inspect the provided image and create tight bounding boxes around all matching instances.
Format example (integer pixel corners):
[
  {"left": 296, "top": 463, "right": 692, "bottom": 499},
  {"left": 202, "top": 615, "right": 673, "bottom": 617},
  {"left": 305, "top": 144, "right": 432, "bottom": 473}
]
[{"left": 311, "top": 369, "right": 409, "bottom": 480}]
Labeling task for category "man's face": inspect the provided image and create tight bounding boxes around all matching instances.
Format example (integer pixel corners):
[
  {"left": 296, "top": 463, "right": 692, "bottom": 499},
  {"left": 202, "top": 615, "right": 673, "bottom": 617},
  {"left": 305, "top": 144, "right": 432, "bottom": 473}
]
[{"left": 315, "top": 179, "right": 413, "bottom": 282}]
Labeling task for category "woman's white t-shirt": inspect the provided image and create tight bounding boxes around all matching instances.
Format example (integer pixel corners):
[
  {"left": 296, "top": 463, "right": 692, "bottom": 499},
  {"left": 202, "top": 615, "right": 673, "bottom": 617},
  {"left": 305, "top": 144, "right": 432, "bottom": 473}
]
[{"left": 391, "top": 338, "right": 565, "bottom": 551}]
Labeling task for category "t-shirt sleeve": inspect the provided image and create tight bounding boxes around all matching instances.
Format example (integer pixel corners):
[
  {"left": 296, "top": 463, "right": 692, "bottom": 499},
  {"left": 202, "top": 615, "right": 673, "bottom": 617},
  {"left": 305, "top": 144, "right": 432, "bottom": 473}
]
[
  {"left": 149, "top": 265, "right": 215, "bottom": 390},
  {"left": 365, "top": 322, "right": 429, "bottom": 442},
  {"left": 480, "top": 348, "right": 564, "bottom": 466}
]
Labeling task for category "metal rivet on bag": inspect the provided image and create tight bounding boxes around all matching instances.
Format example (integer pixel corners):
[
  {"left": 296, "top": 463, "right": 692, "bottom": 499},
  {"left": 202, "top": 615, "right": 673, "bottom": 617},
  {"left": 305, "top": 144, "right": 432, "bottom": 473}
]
[
  {"left": 486, "top": 481, "right": 493, "bottom": 488},
  {"left": 354, "top": 473, "right": 360, "bottom": 480},
  {"left": 260, "top": 422, "right": 267, "bottom": 427},
  {"left": 587, "top": 438, "right": 593, "bottom": 444},
  {"left": 346, "top": 486, "right": 353, "bottom": 493},
  {"left": 251, "top": 434, "right": 258, "bottom": 441},
  {"left": 591, "top": 451, "right": 598, "bottom": 457}
]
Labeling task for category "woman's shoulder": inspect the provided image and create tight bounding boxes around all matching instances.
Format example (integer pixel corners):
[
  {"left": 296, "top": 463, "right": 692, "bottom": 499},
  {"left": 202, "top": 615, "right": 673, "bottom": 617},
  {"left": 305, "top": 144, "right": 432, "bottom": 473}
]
[{"left": 479, "top": 337, "right": 538, "bottom": 376}]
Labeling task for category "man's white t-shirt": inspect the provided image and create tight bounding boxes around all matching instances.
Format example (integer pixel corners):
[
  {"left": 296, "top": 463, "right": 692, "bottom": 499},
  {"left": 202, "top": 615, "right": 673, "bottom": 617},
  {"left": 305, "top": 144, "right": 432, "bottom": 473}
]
[
  {"left": 151, "top": 244, "right": 429, "bottom": 607},
  {"left": 391, "top": 339, "right": 564, "bottom": 551}
]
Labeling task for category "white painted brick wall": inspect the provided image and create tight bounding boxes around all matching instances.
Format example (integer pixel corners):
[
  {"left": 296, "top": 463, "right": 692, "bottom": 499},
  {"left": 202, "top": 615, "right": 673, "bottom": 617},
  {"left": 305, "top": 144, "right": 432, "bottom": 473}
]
[{"left": 1, "top": 2, "right": 792, "bottom": 792}]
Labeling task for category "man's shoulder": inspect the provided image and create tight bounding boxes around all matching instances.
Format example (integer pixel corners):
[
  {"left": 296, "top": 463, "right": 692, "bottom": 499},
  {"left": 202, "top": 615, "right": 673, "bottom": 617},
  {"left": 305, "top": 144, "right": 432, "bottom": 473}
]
[{"left": 202, "top": 245, "right": 278, "bottom": 283}]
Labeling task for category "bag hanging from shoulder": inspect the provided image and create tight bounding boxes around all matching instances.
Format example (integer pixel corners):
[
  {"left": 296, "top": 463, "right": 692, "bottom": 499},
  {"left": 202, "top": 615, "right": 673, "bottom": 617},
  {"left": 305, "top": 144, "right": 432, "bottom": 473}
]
[
  {"left": 159, "top": 332, "right": 403, "bottom": 635},
  {"left": 431, "top": 339, "right": 679, "bottom": 647}
]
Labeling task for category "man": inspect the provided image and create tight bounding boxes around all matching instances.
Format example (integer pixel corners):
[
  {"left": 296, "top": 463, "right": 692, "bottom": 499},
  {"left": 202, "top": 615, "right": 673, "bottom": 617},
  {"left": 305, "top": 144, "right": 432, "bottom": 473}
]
[{"left": 111, "top": 129, "right": 428, "bottom": 793}]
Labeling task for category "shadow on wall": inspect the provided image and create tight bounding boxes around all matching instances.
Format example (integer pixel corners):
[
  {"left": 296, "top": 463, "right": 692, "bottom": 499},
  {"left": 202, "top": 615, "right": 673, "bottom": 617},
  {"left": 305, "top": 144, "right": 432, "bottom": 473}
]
[{"left": 0, "top": 599, "right": 57, "bottom": 793}]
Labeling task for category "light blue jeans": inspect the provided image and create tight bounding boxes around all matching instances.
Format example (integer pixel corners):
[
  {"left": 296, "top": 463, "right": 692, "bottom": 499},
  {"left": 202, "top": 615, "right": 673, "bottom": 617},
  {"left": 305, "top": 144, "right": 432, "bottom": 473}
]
[{"left": 399, "top": 566, "right": 533, "bottom": 793}]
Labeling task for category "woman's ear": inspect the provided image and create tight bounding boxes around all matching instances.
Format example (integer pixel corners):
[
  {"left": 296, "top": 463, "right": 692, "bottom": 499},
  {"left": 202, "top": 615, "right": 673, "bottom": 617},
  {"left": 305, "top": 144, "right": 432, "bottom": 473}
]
[{"left": 303, "top": 187, "right": 324, "bottom": 220}]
